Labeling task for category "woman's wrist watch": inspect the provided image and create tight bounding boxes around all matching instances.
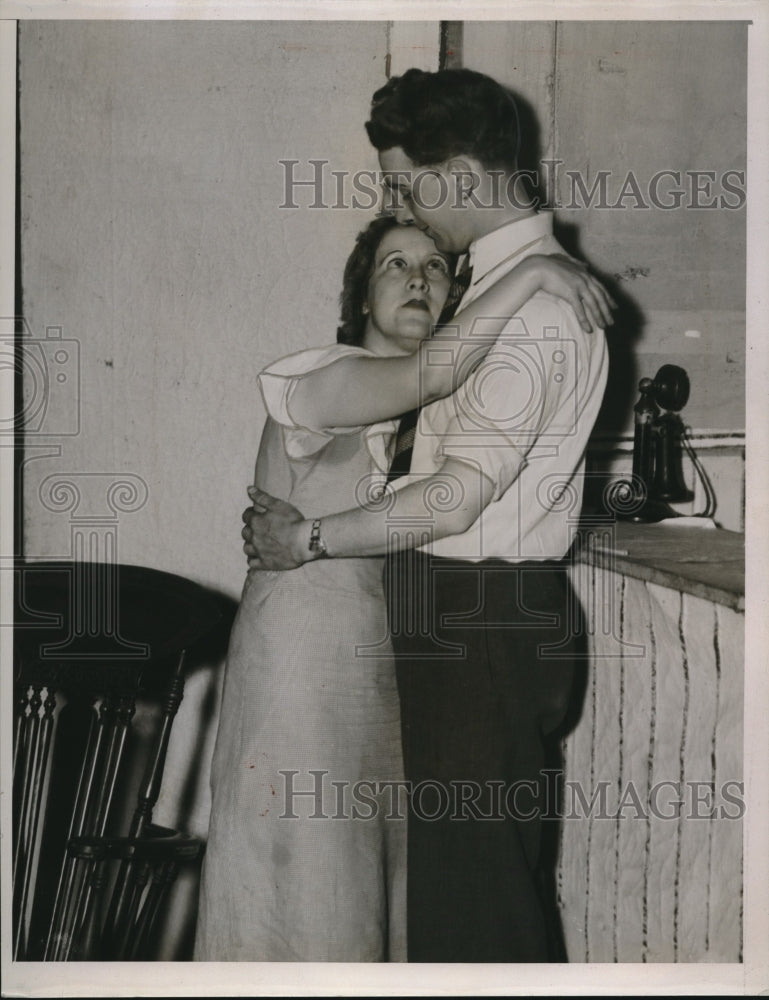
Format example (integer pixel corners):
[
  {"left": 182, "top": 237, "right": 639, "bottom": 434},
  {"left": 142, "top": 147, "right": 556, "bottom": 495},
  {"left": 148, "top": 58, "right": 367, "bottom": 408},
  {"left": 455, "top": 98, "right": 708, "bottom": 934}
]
[{"left": 308, "top": 518, "right": 328, "bottom": 559}]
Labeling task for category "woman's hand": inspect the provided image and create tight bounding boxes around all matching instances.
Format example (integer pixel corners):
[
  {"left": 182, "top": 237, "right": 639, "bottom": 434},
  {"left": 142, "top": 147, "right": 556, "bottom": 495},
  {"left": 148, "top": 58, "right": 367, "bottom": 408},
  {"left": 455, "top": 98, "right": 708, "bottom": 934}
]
[
  {"left": 521, "top": 253, "right": 617, "bottom": 333},
  {"left": 241, "top": 488, "right": 309, "bottom": 570}
]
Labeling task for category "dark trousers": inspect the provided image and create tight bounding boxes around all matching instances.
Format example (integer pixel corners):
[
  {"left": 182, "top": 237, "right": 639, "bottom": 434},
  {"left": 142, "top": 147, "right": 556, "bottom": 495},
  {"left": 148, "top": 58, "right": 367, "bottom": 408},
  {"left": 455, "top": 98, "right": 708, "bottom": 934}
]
[{"left": 384, "top": 550, "right": 576, "bottom": 963}]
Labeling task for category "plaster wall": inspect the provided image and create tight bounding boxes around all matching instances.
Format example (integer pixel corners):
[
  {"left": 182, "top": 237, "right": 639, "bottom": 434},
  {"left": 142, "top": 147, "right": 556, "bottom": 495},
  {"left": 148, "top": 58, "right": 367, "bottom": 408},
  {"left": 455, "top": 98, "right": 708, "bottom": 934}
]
[{"left": 17, "top": 18, "right": 403, "bottom": 956}]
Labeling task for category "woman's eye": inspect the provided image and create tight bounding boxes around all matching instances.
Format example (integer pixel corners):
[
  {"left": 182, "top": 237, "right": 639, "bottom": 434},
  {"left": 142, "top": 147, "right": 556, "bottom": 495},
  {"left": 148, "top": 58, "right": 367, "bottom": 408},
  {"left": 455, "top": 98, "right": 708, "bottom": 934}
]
[
  {"left": 388, "top": 257, "right": 407, "bottom": 268},
  {"left": 428, "top": 259, "right": 449, "bottom": 273}
]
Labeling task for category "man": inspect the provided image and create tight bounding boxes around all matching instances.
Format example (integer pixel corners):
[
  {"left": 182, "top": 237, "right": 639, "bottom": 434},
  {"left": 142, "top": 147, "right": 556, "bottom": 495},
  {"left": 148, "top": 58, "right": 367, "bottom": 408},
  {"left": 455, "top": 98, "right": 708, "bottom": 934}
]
[{"left": 244, "top": 68, "right": 611, "bottom": 962}]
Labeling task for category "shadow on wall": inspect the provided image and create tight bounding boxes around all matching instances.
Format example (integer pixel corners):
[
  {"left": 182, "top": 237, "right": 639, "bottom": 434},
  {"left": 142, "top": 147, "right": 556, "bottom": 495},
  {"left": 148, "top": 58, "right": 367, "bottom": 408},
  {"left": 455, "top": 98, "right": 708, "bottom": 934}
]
[
  {"left": 554, "top": 219, "right": 645, "bottom": 438},
  {"left": 163, "top": 598, "right": 238, "bottom": 961},
  {"left": 174, "top": 600, "right": 239, "bottom": 830},
  {"left": 506, "top": 84, "right": 646, "bottom": 440},
  {"left": 149, "top": 592, "right": 239, "bottom": 961}
]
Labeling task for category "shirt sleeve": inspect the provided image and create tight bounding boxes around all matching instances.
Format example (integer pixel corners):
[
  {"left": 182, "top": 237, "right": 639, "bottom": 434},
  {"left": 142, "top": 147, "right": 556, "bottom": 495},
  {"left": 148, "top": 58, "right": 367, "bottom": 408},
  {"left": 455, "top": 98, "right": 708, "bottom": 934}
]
[
  {"left": 258, "top": 344, "right": 396, "bottom": 466},
  {"left": 431, "top": 297, "right": 585, "bottom": 500}
]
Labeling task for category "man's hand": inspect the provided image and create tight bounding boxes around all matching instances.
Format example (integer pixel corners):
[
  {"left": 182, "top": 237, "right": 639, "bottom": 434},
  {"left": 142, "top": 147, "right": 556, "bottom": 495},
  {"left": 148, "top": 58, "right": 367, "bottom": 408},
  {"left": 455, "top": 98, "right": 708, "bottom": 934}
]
[
  {"left": 241, "top": 488, "right": 309, "bottom": 570},
  {"left": 522, "top": 253, "right": 617, "bottom": 333}
]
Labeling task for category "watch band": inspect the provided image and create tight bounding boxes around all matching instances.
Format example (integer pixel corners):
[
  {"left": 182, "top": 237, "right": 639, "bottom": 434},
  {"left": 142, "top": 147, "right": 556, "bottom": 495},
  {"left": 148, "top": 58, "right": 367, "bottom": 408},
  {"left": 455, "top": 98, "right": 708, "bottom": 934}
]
[{"left": 308, "top": 518, "right": 328, "bottom": 558}]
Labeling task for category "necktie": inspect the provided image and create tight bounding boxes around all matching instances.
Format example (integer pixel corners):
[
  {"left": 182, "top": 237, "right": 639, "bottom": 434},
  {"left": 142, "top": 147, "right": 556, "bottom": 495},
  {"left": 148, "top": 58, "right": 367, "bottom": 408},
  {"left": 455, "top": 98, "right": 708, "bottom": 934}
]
[{"left": 386, "top": 257, "right": 474, "bottom": 483}]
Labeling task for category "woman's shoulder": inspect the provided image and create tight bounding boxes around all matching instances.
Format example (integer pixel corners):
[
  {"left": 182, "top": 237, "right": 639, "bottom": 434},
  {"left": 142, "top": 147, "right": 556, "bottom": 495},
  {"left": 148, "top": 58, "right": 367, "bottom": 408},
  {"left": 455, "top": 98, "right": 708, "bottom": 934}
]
[
  {"left": 260, "top": 343, "right": 371, "bottom": 379},
  {"left": 257, "top": 343, "right": 377, "bottom": 444}
]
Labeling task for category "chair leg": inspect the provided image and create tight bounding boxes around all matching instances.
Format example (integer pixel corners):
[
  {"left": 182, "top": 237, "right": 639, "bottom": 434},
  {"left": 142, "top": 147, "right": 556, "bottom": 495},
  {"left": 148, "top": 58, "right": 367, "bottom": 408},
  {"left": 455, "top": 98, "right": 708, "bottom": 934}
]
[
  {"left": 105, "top": 651, "right": 187, "bottom": 946},
  {"left": 73, "top": 859, "right": 109, "bottom": 961},
  {"left": 129, "top": 861, "right": 179, "bottom": 961},
  {"left": 13, "top": 685, "right": 41, "bottom": 960},
  {"left": 12, "top": 687, "right": 57, "bottom": 960},
  {"left": 45, "top": 696, "right": 105, "bottom": 960},
  {"left": 12, "top": 688, "right": 30, "bottom": 823},
  {"left": 109, "top": 860, "right": 152, "bottom": 961},
  {"left": 45, "top": 692, "right": 135, "bottom": 961}
]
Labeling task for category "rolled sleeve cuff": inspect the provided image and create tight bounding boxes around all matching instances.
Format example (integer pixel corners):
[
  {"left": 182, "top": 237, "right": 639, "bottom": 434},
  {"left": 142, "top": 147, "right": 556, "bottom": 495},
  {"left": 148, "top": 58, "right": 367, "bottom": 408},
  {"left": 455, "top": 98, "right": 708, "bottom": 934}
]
[
  {"left": 258, "top": 345, "right": 395, "bottom": 466},
  {"left": 433, "top": 437, "right": 527, "bottom": 501}
]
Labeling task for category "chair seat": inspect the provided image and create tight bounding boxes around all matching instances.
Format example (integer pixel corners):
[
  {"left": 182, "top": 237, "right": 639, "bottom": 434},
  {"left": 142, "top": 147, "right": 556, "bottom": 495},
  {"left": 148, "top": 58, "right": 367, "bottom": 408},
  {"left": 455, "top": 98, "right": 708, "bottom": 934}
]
[{"left": 68, "top": 824, "right": 204, "bottom": 864}]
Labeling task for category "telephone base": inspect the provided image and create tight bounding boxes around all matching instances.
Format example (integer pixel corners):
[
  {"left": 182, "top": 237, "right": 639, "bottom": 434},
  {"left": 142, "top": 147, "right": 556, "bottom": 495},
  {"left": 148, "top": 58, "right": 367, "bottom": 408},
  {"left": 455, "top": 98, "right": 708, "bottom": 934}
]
[{"left": 616, "top": 498, "right": 680, "bottom": 524}]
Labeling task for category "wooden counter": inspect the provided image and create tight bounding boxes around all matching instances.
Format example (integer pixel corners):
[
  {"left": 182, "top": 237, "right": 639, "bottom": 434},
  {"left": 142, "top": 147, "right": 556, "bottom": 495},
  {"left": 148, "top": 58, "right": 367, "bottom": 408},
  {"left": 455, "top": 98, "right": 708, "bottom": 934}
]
[
  {"left": 575, "top": 519, "right": 744, "bottom": 611},
  {"left": 555, "top": 520, "right": 744, "bottom": 963}
]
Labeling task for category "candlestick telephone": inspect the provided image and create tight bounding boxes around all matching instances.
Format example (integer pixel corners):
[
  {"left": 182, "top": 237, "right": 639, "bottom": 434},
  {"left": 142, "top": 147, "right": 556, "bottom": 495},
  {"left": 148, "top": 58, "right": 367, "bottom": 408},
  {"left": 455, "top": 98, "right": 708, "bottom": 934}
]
[{"left": 606, "top": 364, "right": 715, "bottom": 523}]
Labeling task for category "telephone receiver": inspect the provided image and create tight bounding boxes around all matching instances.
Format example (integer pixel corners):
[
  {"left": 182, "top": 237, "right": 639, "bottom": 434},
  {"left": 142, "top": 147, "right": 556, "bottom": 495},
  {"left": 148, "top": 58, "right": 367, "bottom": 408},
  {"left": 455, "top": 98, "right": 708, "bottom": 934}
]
[{"left": 607, "top": 364, "right": 695, "bottom": 523}]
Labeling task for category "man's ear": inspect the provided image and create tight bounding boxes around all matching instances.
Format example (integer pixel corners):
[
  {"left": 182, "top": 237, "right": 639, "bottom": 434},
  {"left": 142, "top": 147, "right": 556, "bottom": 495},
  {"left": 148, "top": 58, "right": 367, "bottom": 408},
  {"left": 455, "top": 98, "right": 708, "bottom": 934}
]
[{"left": 445, "top": 156, "right": 484, "bottom": 200}]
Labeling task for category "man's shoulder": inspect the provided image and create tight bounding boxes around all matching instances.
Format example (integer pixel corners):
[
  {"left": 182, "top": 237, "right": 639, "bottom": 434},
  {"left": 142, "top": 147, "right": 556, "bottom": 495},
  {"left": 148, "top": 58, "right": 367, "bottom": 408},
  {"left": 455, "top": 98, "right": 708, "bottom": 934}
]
[
  {"left": 491, "top": 288, "right": 607, "bottom": 386},
  {"left": 500, "top": 285, "right": 585, "bottom": 339}
]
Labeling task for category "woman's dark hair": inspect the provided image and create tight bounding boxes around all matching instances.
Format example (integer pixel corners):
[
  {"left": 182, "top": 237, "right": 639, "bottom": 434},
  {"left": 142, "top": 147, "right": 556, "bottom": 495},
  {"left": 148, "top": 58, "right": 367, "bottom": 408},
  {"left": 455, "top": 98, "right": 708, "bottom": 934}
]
[
  {"left": 336, "top": 216, "right": 457, "bottom": 346},
  {"left": 337, "top": 216, "right": 399, "bottom": 346},
  {"left": 365, "top": 68, "right": 521, "bottom": 173}
]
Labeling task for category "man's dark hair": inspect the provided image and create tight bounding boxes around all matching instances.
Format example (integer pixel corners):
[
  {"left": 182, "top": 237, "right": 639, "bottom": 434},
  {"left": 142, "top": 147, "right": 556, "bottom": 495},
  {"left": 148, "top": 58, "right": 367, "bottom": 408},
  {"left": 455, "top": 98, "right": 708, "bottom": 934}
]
[
  {"left": 336, "top": 215, "right": 456, "bottom": 347},
  {"left": 365, "top": 68, "right": 521, "bottom": 172}
]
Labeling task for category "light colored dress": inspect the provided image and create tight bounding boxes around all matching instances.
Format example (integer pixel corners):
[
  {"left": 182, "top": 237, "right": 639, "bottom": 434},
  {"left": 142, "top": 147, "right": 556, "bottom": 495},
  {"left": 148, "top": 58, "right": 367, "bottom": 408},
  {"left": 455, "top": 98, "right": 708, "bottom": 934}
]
[{"left": 194, "top": 345, "right": 405, "bottom": 962}]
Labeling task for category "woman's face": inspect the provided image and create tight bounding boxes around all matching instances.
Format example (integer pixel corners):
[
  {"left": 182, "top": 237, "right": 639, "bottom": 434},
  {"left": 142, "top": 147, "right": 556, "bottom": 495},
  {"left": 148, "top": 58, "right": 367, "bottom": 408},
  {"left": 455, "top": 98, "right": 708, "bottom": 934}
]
[{"left": 361, "top": 226, "right": 451, "bottom": 356}]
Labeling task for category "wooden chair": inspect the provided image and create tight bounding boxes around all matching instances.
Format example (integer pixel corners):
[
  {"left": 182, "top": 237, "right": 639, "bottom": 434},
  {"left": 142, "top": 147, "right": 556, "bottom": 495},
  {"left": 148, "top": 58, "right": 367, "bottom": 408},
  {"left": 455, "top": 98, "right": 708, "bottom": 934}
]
[{"left": 12, "top": 559, "right": 223, "bottom": 961}]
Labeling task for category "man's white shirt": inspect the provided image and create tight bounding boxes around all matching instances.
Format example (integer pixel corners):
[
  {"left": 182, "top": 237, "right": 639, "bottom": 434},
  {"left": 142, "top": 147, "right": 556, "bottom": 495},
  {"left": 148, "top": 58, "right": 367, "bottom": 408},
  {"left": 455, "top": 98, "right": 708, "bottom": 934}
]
[{"left": 402, "top": 211, "right": 609, "bottom": 562}]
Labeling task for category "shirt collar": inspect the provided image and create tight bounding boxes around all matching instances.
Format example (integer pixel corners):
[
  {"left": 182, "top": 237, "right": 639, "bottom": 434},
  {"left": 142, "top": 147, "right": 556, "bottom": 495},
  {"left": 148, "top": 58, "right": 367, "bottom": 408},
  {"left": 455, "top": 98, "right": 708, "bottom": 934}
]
[{"left": 467, "top": 211, "right": 554, "bottom": 287}]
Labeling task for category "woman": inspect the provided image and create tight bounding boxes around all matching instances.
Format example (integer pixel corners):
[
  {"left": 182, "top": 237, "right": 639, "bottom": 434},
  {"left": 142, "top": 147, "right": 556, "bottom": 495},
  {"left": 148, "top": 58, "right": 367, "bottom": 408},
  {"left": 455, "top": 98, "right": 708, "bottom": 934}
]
[{"left": 194, "top": 216, "right": 613, "bottom": 962}]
